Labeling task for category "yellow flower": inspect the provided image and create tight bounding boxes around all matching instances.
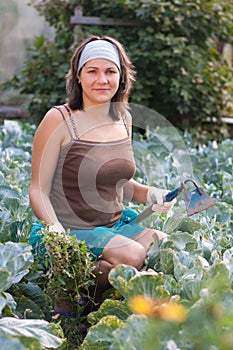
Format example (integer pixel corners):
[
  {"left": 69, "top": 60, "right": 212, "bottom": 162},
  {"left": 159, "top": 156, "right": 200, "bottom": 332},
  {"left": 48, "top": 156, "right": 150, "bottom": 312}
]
[
  {"left": 158, "top": 302, "right": 187, "bottom": 322},
  {"left": 128, "top": 295, "right": 155, "bottom": 317},
  {"left": 128, "top": 295, "right": 187, "bottom": 322}
]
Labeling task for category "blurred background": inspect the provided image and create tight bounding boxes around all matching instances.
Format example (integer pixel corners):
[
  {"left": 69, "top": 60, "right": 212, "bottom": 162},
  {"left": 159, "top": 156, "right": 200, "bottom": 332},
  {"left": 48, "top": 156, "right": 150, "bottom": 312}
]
[{"left": 0, "top": 0, "right": 54, "bottom": 102}]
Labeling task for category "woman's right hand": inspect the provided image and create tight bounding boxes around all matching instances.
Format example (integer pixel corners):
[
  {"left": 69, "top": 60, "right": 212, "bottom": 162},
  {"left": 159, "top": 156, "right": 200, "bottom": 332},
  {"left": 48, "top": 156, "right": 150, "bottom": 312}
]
[{"left": 47, "top": 222, "right": 65, "bottom": 233}]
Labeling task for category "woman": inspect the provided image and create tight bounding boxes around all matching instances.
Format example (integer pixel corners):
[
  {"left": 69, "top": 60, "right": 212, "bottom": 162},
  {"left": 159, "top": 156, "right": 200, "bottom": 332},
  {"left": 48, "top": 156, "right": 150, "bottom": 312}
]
[{"left": 29, "top": 35, "right": 175, "bottom": 306}]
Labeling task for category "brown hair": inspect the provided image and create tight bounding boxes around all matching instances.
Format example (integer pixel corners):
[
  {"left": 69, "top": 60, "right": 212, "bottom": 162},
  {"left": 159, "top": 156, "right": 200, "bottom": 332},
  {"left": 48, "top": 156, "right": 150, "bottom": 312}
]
[{"left": 66, "top": 35, "right": 136, "bottom": 120}]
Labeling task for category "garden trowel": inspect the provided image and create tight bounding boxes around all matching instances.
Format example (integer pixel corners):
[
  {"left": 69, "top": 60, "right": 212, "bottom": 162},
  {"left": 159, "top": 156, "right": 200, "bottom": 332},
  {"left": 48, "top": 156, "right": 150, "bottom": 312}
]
[{"left": 131, "top": 179, "right": 216, "bottom": 224}]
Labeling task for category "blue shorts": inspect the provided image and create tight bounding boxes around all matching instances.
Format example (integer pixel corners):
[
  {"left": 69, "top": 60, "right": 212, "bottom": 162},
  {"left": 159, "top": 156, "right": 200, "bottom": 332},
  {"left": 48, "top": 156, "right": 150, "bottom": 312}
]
[{"left": 29, "top": 208, "right": 145, "bottom": 267}]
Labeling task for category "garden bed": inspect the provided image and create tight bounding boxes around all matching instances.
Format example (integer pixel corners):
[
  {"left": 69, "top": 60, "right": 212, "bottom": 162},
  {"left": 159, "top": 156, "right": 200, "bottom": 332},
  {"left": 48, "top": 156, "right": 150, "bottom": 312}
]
[{"left": 0, "top": 120, "right": 232, "bottom": 349}]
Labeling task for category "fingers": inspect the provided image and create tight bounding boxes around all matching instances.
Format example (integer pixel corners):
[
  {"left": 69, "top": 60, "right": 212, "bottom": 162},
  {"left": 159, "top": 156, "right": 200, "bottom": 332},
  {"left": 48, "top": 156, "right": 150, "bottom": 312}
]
[
  {"left": 147, "top": 187, "right": 169, "bottom": 206},
  {"left": 48, "top": 222, "right": 65, "bottom": 233},
  {"left": 152, "top": 197, "right": 176, "bottom": 213},
  {"left": 147, "top": 186, "right": 177, "bottom": 214}
]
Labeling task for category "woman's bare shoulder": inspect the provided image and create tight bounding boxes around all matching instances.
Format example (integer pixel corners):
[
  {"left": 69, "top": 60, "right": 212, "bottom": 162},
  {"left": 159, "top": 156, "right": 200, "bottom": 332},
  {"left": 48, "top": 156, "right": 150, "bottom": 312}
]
[
  {"left": 36, "top": 106, "right": 68, "bottom": 130},
  {"left": 34, "top": 105, "right": 68, "bottom": 141},
  {"left": 43, "top": 105, "right": 67, "bottom": 123}
]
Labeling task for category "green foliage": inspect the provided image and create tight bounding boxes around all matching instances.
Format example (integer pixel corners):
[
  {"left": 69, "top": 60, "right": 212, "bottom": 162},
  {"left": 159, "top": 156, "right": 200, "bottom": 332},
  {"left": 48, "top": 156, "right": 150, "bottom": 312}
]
[
  {"left": 42, "top": 229, "right": 96, "bottom": 346},
  {"left": 87, "top": 299, "right": 131, "bottom": 326},
  {"left": 81, "top": 261, "right": 233, "bottom": 349},
  {"left": 0, "top": 335, "right": 41, "bottom": 350},
  {"left": 0, "top": 121, "right": 35, "bottom": 243},
  {"left": 43, "top": 229, "right": 96, "bottom": 303},
  {"left": 0, "top": 242, "right": 64, "bottom": 349},
  {"left": 0, "top": 121, "right": 233, "bottom": 348},
  {"left": 0, "top": 318, "right": 63, "bottom": 349},
  {"left": 7, "top": 0, "right": 233, "bottom": 140},
  {"left": 80, "top": 314, "right": 149, "bottom": 350},
  {"left": 9, "top": 36, "right": 70, "bottom": 124},
  {"left": 109, "top": 265, "right": 169, "bottom": 300},
  {"left": 0, "top": 242, "right": 33, "bottom": 295},
  {"left": 80, "top": 315, "right": 125, "bottom": 350}
]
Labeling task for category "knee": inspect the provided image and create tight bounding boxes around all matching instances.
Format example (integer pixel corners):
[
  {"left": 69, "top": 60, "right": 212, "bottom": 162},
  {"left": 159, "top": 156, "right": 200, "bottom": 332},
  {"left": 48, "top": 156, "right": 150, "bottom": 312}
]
[{"left": 115, "top": 242, "right": 146, "bottom": 270}]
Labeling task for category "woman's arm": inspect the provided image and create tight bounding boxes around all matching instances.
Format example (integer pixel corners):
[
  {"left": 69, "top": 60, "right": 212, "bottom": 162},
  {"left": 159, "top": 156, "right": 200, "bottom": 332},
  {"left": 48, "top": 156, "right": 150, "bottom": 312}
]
[
  {"left": 29, "top": 108, "right": 68, "bottom": 229},
  {"left": 123, "top": 179, "right": 149, "bottom": 203},
  {"left": 123, "top": 112, "right": 149, "bottom": 203}
]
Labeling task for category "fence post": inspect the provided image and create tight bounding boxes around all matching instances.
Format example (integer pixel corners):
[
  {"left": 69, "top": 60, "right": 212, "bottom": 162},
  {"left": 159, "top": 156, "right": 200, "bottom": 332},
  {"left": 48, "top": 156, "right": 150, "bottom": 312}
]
[{"left": 72, "top": 6, "right": 83, "bottom": 43}]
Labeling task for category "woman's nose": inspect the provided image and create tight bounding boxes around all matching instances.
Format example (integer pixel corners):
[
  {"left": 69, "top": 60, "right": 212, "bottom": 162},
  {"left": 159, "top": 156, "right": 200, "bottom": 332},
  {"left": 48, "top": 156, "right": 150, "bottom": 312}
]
[{"left": 97, "top": 72, "right": 108, "bottom": 83}]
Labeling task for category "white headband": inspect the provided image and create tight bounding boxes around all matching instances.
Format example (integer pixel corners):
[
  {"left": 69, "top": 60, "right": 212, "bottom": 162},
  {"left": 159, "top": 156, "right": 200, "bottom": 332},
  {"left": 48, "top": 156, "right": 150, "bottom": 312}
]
[{"left": 78, "top": 40, "right": 121, "bottom": 73}]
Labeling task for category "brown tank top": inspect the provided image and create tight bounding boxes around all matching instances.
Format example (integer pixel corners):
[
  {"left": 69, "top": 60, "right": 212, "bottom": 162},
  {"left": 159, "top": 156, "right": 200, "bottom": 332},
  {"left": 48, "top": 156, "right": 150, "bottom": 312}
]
[{"left": 49, "top": 105, "right": 136, "bottom": 230}]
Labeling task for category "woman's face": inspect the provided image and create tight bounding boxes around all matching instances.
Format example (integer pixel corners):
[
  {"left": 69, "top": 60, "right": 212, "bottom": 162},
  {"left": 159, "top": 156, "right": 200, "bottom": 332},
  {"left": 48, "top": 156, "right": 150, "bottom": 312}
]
[{"left": 78, "top": 58, "right": 120, "bottom": 108}]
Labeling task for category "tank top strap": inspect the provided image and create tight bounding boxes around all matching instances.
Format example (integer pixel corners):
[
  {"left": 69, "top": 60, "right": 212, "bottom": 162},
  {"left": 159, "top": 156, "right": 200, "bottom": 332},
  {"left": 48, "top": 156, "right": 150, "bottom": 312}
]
[
  {"left": 51, "top": 105, "right": 72, "bottom": 140},
  {"left": 52, "top": 105, "right": 66, "bottom": 120},
  {"left": 121, "top": 113, "right": 130, "bottom": 137},
  {"left": 63, "top": 104, "right": 79, "bottom": 140}
]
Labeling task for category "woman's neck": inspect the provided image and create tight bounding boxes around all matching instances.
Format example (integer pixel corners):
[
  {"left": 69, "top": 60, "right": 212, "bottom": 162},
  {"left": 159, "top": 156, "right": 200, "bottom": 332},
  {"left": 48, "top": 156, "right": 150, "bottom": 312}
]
[{"left": 83, "top": 102, "right": 112, "bottom": 122}]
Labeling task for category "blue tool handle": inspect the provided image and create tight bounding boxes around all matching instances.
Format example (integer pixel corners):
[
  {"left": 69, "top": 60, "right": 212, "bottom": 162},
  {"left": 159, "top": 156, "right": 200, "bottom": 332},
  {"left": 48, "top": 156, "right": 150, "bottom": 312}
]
[
  {"left": 165, "top": 187, "right": 181, "bottom": 202},
  {"left": 130, "top": 186, "right": 182, "bottom": 225}
]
